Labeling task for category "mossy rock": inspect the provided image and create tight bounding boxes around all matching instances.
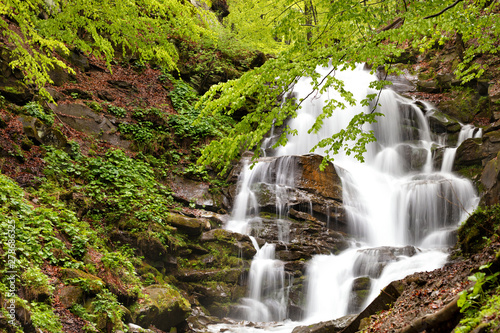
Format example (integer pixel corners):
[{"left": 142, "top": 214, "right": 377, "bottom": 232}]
[
  {"left": 166, "top": 213, "right": 205, "bottom": 236},
  {"left": 457, "top": 205, "right": 500, "bottom": 255},
  {"left": 58, "top": 285, "right": 84, "bottom": 308},
  {"left": 134, "top": 284, "right": 191, "bottom": 331},
  {"left": 60, "top": 268, "right": 104, "bottom": 293},
  {"left": 438, "top": 89, "right": 479, "bottom": 123},
  {"left": 427, "top": 110, "right": 461, "bottom": 134},
  {"left": 0, "top": 81, "right": 33, "bottom": 105}
]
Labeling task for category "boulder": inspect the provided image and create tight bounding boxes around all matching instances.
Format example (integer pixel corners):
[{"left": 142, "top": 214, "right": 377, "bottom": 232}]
[
  {"left": 135, "top": 284, "right": 191, "bottom": 331},
  {"left": 58, "top": 285, "right": 84, "bottom": 308},
  {"left": 481, "top": 131, "right": 500, "bottom": 163},
  {"left": 480, "top": 151, "right": 500, "bottom": 206},
  {"left": 453, "top": 138, "right": 483, "bottom": 169},
  {"left": 427, "top": 110, "right": 461, "bottom": 134},
  {"left": 60, "top": 268, "right": 104, "bottom": 294},
  {"left": 49, "top": 103, "right": 116, "bottom": 136},
  {"left": 169, "top": 176, "right": 227, "bottom": 212},
  {"left": 20, "top": 116, "right": 67, "bottom": 149},
  {"left": 166, "top": 213, "right": 206, "bottom": 236},
  {"left": 348, "top": 276, "right": 372, "bottom": 313}
]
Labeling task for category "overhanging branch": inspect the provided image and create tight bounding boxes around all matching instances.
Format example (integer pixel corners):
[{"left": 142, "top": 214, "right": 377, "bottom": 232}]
[{"left": 424, "top": 0, "right": 463, "bottom": 19}]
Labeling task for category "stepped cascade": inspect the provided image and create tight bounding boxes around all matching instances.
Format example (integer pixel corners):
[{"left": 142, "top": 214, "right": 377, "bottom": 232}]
[{"left": 218, "top": 65, "right": 479, "bottom": 330}]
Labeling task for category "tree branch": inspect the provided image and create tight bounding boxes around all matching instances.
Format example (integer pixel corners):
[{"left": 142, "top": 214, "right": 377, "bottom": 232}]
[{"left": 424, "top": 0, "right": 463, "bottom": 19}]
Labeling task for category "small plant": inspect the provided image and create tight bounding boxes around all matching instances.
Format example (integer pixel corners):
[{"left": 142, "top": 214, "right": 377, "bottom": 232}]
[
  {"left": 70, "top": 92, "right": 79, "bottom": 99},
  {"left": 85, "top": 101, "right": 102, "bottom": 112},
  {"left": 30, "top": 302, "right": 64, "bottom": 333},
  {"left": 107, "top": 105, "right": 127, "bottom": 118},
  {"left": 23, "top": 101, "right": 54, "bottom": 125},
  {"left": 21, "top": 266, "right": 54, "bottom": 299}
]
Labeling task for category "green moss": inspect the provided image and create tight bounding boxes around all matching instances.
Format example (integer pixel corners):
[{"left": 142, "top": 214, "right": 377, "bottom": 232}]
[{"left": 457, "top": 205, "right": 500, "bottom": 255}]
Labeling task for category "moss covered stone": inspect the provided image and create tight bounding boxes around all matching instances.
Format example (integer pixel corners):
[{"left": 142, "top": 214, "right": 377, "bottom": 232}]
[{"left": 457, "top": 205, "right": 500, "bottom": 255}]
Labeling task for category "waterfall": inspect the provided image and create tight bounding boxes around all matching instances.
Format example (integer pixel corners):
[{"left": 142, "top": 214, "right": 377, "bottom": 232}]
[{"left": 219, "top": 65, "right": 479, "bottom": 329}]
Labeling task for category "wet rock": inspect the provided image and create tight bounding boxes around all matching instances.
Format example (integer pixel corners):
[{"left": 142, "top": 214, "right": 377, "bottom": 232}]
[
  {"left": 128, "top": 323, "right": 155, "bottom": 333},
  {"left": 342, "top": 280, "right": 405, "bottom": 333},
  {"left": 396, "top": 144, "right": 429, "bottom": 172},
  {"left": 135, "top": 284, "right": 191, "bottom": 331},
  {"left": 427, "top": 110, "right": 461, "bottom": 134},
  {"left": 236, "top": 154, "right": 346, "bottom": 229},
  {"left": 175, "top": 268, "right": 243, "bottom": 284},
  {"left": 481, "top": 131, "right": 500, "bottom": 163},
  {"left": 353, "top": 246, "right": 418, "bottom": 278},
  {"left": 292, "top": 314, "right": 357, "bottom": 333},
  {"left": 453, "top": 138, "right": 483, "bottom": 169},
  {"left": 348, "top": 276, "right": 372, "bottom": 313}
]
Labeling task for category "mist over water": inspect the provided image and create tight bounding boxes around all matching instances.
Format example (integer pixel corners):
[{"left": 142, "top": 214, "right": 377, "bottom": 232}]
[{"left": 213, "top": 65, "right": 479, "bottom": 331}]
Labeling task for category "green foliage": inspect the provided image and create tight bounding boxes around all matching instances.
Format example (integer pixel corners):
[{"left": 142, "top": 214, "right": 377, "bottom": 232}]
[
  {"left": 21, "top": 266, "right": 54, "bottom": 298},
  {"left": 457, "top": 205, "right": 500, "bottom": 255},
  {"left": 43, "top": 148, "right": 173, "bottom": 228},
  {"left": 167, "top": 75, "right": 234, "bottom": 141},
  {"left": 456, "top": 262, "right": 500, "bottom": 333},
  {"left": 198, "top": 0, "right": 500, "bottom": 171},
  {"left": 30, "top": 302, "right": 64, "bottom": 333},
  {"left": 23, "top": 101, "right": 55, "bottom": 125},
  {"left": 92, "top": 289, "right": 125, "bottom": 330},
  {"left": 2, "top": 0, "right": 218, "bottom": 99},
  {"left": 118, "top": 122, "right": 155, "bottom": 143},
  {"left": 107, "top": 105, "right": 127, "bottom": 118}
]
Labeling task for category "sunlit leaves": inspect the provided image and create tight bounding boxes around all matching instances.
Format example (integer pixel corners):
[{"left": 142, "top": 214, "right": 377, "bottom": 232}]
[{"left": 198, "top": 0, "right": 500, "bottom": 171}]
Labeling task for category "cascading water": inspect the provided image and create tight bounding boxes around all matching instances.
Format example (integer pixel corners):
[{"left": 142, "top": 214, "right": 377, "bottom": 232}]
[{"left": 215, "top": 65, "right": 479, "bottom": 331}]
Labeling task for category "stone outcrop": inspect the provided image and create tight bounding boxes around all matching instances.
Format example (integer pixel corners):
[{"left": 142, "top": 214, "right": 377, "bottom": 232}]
[
  {"left": 229, "top": 154, "right": 346, "bottom": 232},
  {"left": 133, "top": 284, "right": 191, "bottom": 331}
]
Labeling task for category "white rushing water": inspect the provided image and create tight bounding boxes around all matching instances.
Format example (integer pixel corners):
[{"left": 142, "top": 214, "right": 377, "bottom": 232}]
[{"left": 212, "top": 65, "right": 480, "bottom": 331}]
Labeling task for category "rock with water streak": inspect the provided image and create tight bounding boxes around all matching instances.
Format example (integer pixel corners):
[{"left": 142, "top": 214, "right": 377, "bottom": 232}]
[
  {"left": 353, "top": 246, "right": 418, "bottom": 278},
  {"left": 348, "top": 276, "right": 372, "bottom": 314}
]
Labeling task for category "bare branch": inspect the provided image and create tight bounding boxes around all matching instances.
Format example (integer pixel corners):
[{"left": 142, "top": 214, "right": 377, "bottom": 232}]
[{"left": 424, "top": 0, "right": 463, "bottom": 19}]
